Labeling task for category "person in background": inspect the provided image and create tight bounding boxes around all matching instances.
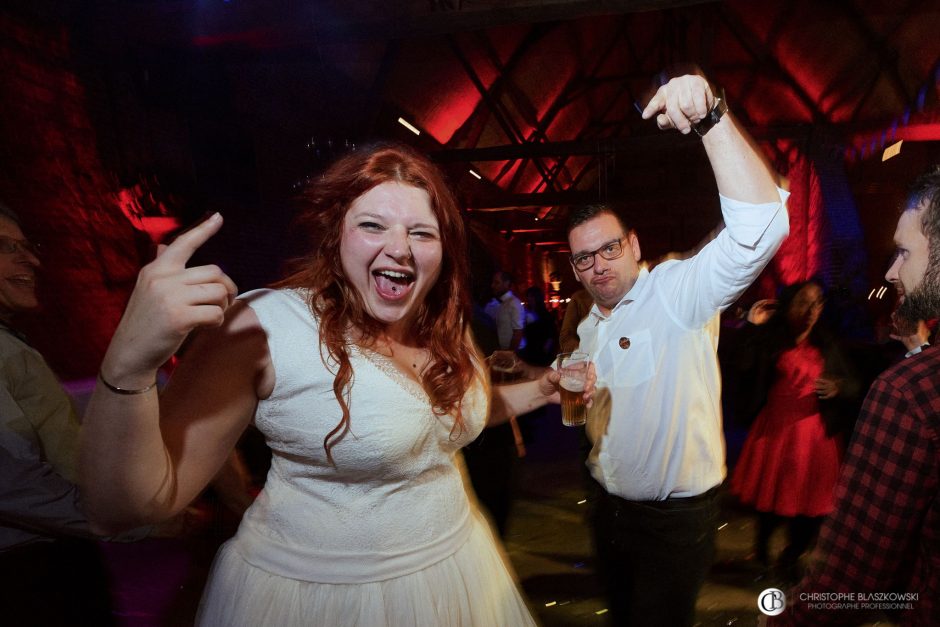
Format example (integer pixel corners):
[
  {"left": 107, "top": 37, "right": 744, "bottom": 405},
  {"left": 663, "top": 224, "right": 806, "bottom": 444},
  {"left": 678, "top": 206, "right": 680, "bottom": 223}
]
[
  {"left": 0, "top": 201, "right": 115, "bottom": 626},
  {"left": 889, "top": 313, "right": 932, "bottom": 359},
  {"left": 568, "top": 73, "right": 789, "bottom": 626},
  {"left": 491, "top": 270, "right": 524, "bottom": 350},
  {"left": 559, "top": 288, "right": 593, "bottom": 353},
  {"left": 773, "top": 166, "right": 940, "bottom": 626},
  {"left": 464, "top": 275, "right": 518, "bottom": 538},
  {"left": 518, "top": 285, "right": 558, "bottom": 368},
  {"left": 0, "top": 201, "right": 253, "bottom": 627},
  {"left": 80, "top": 143, "right": 592, "bottom": 626},
  {"left": 729, "top": 279, "right": 860, "bottom": 581}
]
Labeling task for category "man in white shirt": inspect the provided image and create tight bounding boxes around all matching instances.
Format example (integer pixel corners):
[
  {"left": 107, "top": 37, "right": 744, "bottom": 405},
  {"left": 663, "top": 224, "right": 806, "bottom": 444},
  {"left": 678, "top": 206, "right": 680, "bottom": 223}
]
[
  {"left": 568, "top": 74, "right": 789, "bottom": 626},
  {"left": 491, "top": 270, "right": 524, "bottom": 350}
]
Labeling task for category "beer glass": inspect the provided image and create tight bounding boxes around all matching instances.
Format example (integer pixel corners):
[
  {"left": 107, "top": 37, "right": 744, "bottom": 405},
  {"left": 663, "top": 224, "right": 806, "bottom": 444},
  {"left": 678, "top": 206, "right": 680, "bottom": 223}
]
[{"left": 556, "top": 351, "right": 589, "bottom": 426}]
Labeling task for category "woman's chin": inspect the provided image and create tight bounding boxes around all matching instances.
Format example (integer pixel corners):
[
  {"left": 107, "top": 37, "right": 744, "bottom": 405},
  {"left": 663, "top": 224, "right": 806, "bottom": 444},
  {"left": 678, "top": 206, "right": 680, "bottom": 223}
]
[{"left": 365, "top": 301, "right": 413, "bottom": 330}]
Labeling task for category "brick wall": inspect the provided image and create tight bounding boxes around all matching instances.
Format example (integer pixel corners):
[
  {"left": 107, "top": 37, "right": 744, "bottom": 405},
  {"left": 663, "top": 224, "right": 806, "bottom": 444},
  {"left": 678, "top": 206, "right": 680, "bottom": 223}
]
[{"left": 0, "top": 8, "right": 147, "bottom": 379}]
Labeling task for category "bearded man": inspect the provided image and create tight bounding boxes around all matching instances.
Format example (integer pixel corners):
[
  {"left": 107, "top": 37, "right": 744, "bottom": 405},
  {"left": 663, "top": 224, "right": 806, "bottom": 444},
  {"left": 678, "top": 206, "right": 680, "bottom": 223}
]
[{"left": 774, "top": 167, "right": 940, "bottom": 626}]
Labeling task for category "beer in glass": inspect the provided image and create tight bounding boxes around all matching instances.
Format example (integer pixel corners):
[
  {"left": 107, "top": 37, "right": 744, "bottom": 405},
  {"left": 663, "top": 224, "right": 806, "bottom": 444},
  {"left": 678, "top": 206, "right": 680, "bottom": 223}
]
[{"left": 557, "top": 351, "right": 588, "bottom": 426}]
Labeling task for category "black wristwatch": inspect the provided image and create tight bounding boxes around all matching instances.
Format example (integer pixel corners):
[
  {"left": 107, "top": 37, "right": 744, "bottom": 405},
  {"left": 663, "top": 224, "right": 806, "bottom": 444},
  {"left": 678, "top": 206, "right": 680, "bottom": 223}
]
[{"left": 692, "top": 89, "right": 728, "bottom": 137}]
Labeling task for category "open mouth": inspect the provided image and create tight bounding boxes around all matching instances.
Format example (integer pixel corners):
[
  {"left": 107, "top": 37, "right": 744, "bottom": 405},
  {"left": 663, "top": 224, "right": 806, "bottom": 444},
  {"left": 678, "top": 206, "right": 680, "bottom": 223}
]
[
  {"left": 372, "top": 269, "right": 415, "bottom": 300},
  {"left": 7, "top": 274, "right": 36, "bottom": 288}
]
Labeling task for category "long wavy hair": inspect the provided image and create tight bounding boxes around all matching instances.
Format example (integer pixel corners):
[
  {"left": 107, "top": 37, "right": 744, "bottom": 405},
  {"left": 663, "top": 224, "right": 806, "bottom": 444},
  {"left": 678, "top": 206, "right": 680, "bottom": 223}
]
[{"left": 275, "top": 142, "right": 477, "bottom": 463}]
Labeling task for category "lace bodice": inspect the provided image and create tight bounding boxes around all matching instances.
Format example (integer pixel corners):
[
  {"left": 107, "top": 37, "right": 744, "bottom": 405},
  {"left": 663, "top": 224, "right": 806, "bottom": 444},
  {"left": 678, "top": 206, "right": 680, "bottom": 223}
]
[{"left": 232, "top": 288, "right": 487, "bottom": 583}]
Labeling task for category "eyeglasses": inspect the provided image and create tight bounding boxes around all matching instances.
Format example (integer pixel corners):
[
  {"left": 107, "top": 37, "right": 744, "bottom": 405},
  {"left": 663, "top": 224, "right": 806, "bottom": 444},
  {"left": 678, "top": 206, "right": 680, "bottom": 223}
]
[
  {"left": 570, "top": 238, "right": 625, "bottom": 271},
  {"left": 0, "top": 236, "right": 41, "bottom": 258}
]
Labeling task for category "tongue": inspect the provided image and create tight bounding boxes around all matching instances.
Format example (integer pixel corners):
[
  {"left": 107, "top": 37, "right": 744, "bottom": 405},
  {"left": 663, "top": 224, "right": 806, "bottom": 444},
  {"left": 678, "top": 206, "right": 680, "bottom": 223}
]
[{"left": 374, "top": 274, "right": 413, "bottom": 300}]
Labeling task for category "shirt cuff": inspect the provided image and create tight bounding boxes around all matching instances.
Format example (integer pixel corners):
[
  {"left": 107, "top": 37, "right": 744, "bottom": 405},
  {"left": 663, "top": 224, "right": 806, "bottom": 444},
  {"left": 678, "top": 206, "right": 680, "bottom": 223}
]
[{"left": 719, "top": 187, "right": 789, "bottom": 248}]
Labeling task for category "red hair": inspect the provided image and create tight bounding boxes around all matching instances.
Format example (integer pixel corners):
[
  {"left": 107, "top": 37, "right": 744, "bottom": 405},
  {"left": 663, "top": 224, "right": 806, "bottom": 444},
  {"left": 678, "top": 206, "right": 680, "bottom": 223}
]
[{"left": 275, "top": 142, "right": 477, "bottom": 463}]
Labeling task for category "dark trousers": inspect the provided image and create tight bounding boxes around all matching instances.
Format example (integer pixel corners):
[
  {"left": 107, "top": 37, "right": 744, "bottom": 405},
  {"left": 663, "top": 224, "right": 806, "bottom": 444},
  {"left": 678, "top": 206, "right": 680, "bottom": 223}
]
[
  {"left": 756, "top": 512, "right": 822, "bottom": 570},
  {"left": 463, "top": 422, "right": 518, "bottom": 537},
  {"left": 589, "top": 483, "right": 719, "bottom": 627}
]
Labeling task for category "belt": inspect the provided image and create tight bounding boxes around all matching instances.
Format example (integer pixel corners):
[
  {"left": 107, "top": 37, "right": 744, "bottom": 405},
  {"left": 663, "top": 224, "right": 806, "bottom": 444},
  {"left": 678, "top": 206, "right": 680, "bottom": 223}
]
[{"left": 598, "top": 483, "right": 720, "bottom": 512}]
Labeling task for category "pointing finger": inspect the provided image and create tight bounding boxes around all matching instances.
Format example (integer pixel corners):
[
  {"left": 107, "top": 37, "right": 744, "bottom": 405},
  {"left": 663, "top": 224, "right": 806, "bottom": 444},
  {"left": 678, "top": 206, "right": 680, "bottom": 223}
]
[
  {"left": 641, "top": 86, "right": 667, "bottom": 120},
  {"left": 157, "top": 213, "right": 224, "bottom": 268}
]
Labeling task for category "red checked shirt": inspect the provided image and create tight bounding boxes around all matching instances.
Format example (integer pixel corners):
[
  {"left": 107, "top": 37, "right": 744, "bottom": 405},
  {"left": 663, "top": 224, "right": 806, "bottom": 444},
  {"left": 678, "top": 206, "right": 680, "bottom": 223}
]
[{"left": 774, "top": 345, "right": 940, "bottom": 626}]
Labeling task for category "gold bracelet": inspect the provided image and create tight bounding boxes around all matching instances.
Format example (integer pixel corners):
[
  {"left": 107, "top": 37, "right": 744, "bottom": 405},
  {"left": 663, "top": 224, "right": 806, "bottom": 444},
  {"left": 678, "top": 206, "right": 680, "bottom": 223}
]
[{"left": 98, "top": 371, "right": 157, "bottom": 395}]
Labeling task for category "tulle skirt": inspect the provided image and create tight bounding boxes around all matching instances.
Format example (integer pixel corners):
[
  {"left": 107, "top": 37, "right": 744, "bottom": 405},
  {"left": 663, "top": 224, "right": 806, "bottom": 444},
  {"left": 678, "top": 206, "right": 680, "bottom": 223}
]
[{"left": 196, "top": 512, "right": 536, "bottom": 627}]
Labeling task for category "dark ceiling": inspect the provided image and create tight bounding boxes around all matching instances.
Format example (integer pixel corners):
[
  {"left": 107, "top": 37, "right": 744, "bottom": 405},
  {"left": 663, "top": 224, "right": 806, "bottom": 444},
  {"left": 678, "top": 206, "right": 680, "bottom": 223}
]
[
  {"left": 2, "top": 0, "right": 939, "bottom": 377},
  {"left": 68, "top": 0, "right": 938, "bottom": 259},
  {"left": 17, "top": 0, "right": 940, "bottom": 259}
]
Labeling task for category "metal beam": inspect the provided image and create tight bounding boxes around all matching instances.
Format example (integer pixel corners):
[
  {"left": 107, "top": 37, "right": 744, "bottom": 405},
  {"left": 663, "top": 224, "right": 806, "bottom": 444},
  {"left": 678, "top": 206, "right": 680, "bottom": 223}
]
[
  {"left": 434, "top": 133, "right": 685, "bottom": 162},
  {"left": 470, "top": 190, "right": 601, "bottom": 208},
  {"left": 717, "top": 5, "right": 828, "bottom": 124},
  {"left": 90, "top": 1, "right": 723, "bottom": 51},
  {"left": 433, "top": 123, "right": 816, "bottom": 163},
  {"left": 313, "top": 0, "right": 723, "bottom": 40}
]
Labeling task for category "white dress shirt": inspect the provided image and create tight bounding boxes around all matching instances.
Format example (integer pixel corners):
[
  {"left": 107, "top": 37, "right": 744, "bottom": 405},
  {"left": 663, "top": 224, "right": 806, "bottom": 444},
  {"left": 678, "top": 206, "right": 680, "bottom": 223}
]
[
  {"left": 495, "top": 290, "right": 524, "bottom": 350},
  {"left": 578, "top": 189, "right": 789, "bottom": 500},
  {"left": 904, "top": 342, "right": 930, "bottom": 358}
]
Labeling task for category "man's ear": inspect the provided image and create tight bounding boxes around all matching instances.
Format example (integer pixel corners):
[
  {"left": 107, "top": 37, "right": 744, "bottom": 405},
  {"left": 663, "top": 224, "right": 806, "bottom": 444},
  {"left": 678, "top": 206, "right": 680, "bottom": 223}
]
[
  {"left": 569, "top": 260, "right": 583, "bottom": 284},
  {"left": 628, "top": 232, "right": 641, "bottom": 261}
]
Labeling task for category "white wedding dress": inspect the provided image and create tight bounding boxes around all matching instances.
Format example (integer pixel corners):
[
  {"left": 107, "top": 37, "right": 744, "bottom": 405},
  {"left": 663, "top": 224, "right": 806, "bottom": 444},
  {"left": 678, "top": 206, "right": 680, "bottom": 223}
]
[{"left": 196, "top": 288, "right": 535, "bottom": 626}]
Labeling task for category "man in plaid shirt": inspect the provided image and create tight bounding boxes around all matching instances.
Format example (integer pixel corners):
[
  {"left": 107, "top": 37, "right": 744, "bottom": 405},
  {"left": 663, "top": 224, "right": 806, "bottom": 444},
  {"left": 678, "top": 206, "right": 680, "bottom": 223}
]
[{"left": 773, "top": 167, "right": 940, "bottom": 626}]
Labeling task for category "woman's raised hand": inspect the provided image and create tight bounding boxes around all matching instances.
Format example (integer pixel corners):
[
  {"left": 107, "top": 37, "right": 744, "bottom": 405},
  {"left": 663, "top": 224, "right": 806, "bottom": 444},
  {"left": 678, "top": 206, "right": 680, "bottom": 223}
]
[
  {"left": 747, "top": 299, "right": 778, "bottom": 326},
  {"left": 101, "top": 213, "right": 238, "bottom": 387}
]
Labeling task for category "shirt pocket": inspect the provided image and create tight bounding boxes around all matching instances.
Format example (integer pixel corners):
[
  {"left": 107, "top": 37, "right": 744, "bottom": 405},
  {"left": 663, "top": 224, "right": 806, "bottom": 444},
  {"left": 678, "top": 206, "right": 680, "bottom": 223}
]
[{"left": 597, "top": 327, "right": 655, "bottom": 388}]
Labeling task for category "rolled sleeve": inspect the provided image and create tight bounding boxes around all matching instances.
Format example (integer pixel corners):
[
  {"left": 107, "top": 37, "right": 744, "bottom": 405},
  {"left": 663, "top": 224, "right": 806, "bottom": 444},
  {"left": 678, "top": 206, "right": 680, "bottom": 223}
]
[
  {"left": 658, "top": 187, "right": 790, "bottom": 327},
  {"left": 719, "top": 187, "right": 790, "bottom": 249}
]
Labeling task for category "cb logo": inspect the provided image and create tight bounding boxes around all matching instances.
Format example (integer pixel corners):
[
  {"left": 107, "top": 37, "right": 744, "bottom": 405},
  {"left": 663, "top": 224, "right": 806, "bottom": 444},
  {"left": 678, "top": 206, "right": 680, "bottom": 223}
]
[{"left": 758, "top": 588, "right": 786, "bottom": 616}]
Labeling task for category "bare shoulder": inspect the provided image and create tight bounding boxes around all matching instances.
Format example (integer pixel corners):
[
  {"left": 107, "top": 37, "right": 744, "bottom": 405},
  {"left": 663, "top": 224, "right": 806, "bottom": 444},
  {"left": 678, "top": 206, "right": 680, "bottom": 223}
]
[
  {"left": 220, "top": 298, "right": 269, "bottom": 339},
  {"left": 169, "top": 299, "right": 274, "bottom": 402}
]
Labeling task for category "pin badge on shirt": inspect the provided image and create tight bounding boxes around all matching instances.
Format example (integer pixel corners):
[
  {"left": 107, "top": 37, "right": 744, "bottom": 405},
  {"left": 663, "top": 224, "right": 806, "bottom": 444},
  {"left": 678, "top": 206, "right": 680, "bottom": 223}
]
[{"left": 618, "top": 337, "right": 631, "bottom": 350}]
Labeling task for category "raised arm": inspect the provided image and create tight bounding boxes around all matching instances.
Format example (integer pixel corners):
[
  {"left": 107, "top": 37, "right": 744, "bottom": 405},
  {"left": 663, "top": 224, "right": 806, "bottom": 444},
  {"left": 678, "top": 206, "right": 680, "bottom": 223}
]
[
  {"left": 642, "top": 74, "right": 789, "bottom": 323},
  {"left": 641, "top": 74, "right": 779, "bottom": 205},
  {"left": 79, "top": 215, "right": 268, "bottom": 534}
]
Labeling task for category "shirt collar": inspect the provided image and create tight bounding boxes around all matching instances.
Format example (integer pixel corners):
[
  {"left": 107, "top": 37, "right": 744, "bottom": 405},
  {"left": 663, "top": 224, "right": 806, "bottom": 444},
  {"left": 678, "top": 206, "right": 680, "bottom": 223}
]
[
  {"left": 0, "top": 321, "right": 28, "bottom": 344},
  {"left": 588, "top": 266, "right": 650, "bottom": 321},
  {"left": 499, "top": 290, "right": 516, "bottom": 303}
]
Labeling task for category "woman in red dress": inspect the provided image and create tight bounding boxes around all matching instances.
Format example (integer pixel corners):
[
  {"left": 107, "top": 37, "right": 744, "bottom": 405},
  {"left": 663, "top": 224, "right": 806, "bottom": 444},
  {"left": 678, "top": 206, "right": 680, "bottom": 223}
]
[{"left": 730, "top": 280, "right": 861, "bottom": 577}]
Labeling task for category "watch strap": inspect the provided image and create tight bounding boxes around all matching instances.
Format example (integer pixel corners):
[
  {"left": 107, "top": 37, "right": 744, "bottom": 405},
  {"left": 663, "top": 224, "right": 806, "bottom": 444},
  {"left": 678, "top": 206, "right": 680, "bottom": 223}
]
[{"left": 692, "top": 88, "right": 728, "bottom": 137}]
